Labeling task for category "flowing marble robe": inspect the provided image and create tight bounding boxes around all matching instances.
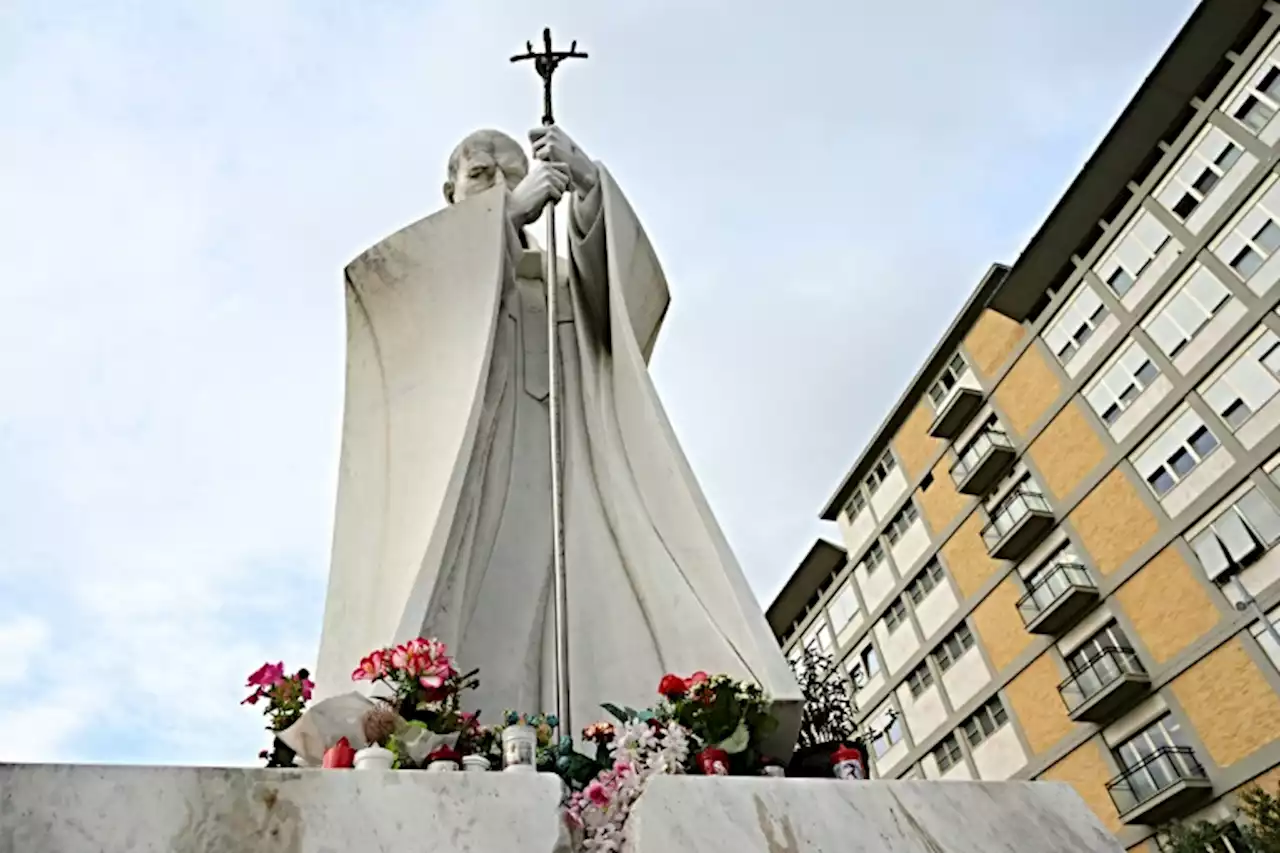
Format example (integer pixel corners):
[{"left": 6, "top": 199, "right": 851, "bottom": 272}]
[{"left": 314, "top": 165, "right": 801, "bottom": 751}]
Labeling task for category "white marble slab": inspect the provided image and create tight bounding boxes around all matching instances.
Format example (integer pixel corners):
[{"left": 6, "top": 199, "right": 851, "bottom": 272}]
[
  {"left": 1, "top": 764, "right": 1122, "bottom": 853},
  {"left": 0, "top": 764, "right": 570, "bottom": 853},
  {"left": 625, "top": 777, "right": 1124, "bottom": 853}
]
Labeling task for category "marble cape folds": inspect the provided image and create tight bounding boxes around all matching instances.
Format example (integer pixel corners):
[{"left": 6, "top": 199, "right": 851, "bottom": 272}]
[{"left": 314, "top": 166, "right": 801, "bottom": 753}]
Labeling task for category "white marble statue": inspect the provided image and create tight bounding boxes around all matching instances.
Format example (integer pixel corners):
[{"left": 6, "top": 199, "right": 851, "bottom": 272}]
[{"left": 313, "top": 125, "right": 801, "bottom": 749}]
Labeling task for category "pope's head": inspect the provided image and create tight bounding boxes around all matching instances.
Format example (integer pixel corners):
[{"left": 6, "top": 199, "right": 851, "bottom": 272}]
[{"left": 444, "top": 129, "right": 529, "bottom": 204}]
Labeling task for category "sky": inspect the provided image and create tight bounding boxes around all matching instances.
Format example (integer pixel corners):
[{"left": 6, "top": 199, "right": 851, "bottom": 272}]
[{"left": 0, "top": 0, "right": 1200, "bottom": 765}]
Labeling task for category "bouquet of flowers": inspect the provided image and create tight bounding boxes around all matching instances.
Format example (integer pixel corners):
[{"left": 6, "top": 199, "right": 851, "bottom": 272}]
[
  {"left": 350, "top": 637, "right": 479, "bottom": 769},
  {"left": 457, "top": 711, "right": 498, "bottom": 761},
  {"left": 564, "top": 719, "right": 691, "bottom": 852},
  {"left": 557, "top": 671, "right": 780, "bottom": 850},
  {"left": 351, "top": 637, "right": 478, "bottom": 732},
  {"left": 650, "top": 671, "right": 776, "bottom": 775},
  {"left": 241, "top": 662, "right": 314, "bottom": 767}
]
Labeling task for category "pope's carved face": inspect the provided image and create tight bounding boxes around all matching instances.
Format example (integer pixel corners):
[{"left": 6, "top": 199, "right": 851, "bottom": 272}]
[{"left": 444, "top": 130, "right": 528, "bottom": 205}]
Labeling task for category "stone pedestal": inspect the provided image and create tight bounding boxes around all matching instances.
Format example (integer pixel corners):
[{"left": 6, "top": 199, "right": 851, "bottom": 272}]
[
  {"left": 0, "top": 764, "right": 1123, "bottom": 853},
  {"left": 0, "top": 764, "right": 569, "bottom": 853},
  {"left": 627, "top": 776, "right": 1124, "bottom": 852}
]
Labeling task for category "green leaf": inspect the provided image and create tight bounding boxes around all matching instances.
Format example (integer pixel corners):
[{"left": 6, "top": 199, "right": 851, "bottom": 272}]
[
  {"left": 601, "top": 703, "right": 630, "bottom": 722},
  {"left": 636, "top": 709, "right": 655, "bottom": 722},
  {"left": 718, "top": 720, "right": 750, "bottom": 754}
]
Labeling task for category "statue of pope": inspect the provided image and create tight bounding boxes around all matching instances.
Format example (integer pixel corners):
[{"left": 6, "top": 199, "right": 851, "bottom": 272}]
[{"left": 313, "top": 125, "right": 801, "bottom": 750}]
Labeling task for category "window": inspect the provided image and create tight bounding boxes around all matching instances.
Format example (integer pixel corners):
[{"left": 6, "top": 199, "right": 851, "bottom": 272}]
[
  {"left": 1084, "top": 340, "right": 1161, "bottom": 426},
  {"left": 1216, "top": 179, "right": 1280, "bottom": 296},
  {"left": 906, "top": 560, "right": 945, "bottom": 604},
  {"left": 906, "top": 662, "right": 934, "bottom": 698},
  {"left": 1202, "top": 330, "right": 1280, "bottom": 431},
  {"left": 1135, "top": 409, "right": 1221, "bottom": 497},
  {"left": 850, "top": 643, "right": 881, "bottom": 688},
  {"left": 862, "top": 541, "right": 886, "bottom": 575},
  {"left": 865, "top": 451, "right": 898, "bottom": 494},
  {"left": 1229, "top": 219, "right": 1280, "bottom": 281},
  {"left": 1114, "top": 714, "right": 1191, "bottom": 802},
  {"left": 1096, "top": 212, "right": 1173, "bottom": 298},
  {"left": 983, "top": 466, "right": 1039, "bottom": 512},
  {"left": 1023, "top": 543, "right": 1082, "bottom": 589},
  {"left": 802, "top": 620, "right": 834, "bottom": 656},
  {"left": 1253, "top": 604, "right": 1280, "bottom": 671},
  {"left": 1155, "top": 822, "right": 1248, "bottom": 853},
  {"left": 885, "top": 501, "right": 920, "bottom": 545},
  {"left": 1190, "top": 487, "right": 1280, "bottom": 581},
  {"left": 928, "top": 353, "right": 970, "bottom": 408},
  {"left": 844, "top": 488, "right": 867, "bottom": 520},
  {"left": 884, "top": 599, "right": 909, "bottom": 633},
  {"left": 961, "top": 696, "right": 1009, "bottom": 748},
  {"left": 1143, "top": 266, "right": 1233, "bottom": 360},
  {"left": 1066, "top": 622, "right": 1131, "bottom": 677},
  {"left": 1160, "top": 129, "right": 1244, "bottom": 221},
  {"left": 1045, "top": 285, "right": 1110, "bottom": 365},
  {"left": 932, "top": 624, "right": 975, "bottom": 673},
  {"left": 1232, "top": 63, "right": 1280, "bottom": 134},
  {"left": 933, "top": 734, "right": 963, "bottom": 773},
  {"left": 827, "top": 580, "right": 860, "bottom": 638},
  {"left": 871, "top": 711, "right": 904, "bottom": 759}
]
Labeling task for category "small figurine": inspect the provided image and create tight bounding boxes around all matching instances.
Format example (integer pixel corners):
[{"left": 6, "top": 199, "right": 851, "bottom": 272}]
[
  {"left": 427, "top": 744, "right": 462, "bottom": 772},
  {"left": 831, "top": 744, "right": 866, "bottom": 780},
  {"left": 696, "top": 747, "right": 730, "bottom": 776}
]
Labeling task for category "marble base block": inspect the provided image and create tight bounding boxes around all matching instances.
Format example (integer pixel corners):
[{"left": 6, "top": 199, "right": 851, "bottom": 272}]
[
  {"left": 625, "top": 776, "right": 1125, "bottom": 853},
  {"left": 0, "top": 763, "right": 569, "bottom": 853},
  {"left": 1, "top": 764, "right": 1123, "bottom": 853}
]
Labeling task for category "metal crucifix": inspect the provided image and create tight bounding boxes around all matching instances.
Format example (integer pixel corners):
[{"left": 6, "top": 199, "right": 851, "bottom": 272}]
[
  {"left": 510, "top": 28, "right": 588, "bottom": 741},
  {"left": 511, "top": 28, "right": 588, "bottom": 127}
]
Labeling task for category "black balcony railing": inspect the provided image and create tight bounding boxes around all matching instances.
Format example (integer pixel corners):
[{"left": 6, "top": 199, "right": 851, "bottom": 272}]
[
  {"left": 1058, "top": 646, "right": 1146, "bottom": 713},
  {"left": 1107, "top": 746, "right": 1209, "bottom": 817},
  {"left": 950, "top": 429, "right": 1015, "bottom": 485},
  {"left": 1017, "top": 563, "right": 1096, "bottom": 624},
  {"left": 980, "top": 489, "right": 1052, "bottom": 549}
]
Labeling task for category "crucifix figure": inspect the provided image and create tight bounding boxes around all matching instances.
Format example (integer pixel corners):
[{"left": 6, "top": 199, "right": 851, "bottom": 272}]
[
  {"left": 510, "top": 28, "right": 588, "bottom": 128},
  {"left": 312, "top": 29, "right": 802, "bottom": 755}
]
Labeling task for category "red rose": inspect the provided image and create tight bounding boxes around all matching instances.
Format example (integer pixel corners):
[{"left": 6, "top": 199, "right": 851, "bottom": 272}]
[{"left": 658, "top": 673, "right": 687, "bottom": 699}]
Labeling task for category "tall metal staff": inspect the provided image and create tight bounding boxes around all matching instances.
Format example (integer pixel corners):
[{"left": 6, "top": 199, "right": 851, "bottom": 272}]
[{"left": 511, "top": 29, "right": 587, "bottom": 740}]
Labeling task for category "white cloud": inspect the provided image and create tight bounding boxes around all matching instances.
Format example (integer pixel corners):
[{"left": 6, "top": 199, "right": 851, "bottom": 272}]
[
  {"left": 0, "top": 0, "right": 1198, "bottom": 763},
  {"left": 0, "top": 616, "right": 48, "bottom": 685}
]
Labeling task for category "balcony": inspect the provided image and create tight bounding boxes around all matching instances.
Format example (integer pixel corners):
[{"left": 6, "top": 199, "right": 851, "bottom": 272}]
[
  {"left": 980, "top": 490, "right": 1055, "bottom": 562},
  {"left": 950, "top": 429, "right": 1016, "bottom": 496},
  {"left": 1058, "top": 647, "right": 1150, "bottom": 724},
  {"left": 1107, "top": 746, "right": 1212, "bottom": 826},
  {"left": 1016, "top": 562, "right": 1099, "bottom": 635},
  {"left": 928, "top": 387, "right": 984, "bottom": 440}
]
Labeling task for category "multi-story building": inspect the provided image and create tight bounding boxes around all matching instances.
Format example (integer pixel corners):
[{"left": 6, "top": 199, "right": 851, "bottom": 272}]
[{"left": 765, "top": 1, "right": 1280, "bottom": 848}]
